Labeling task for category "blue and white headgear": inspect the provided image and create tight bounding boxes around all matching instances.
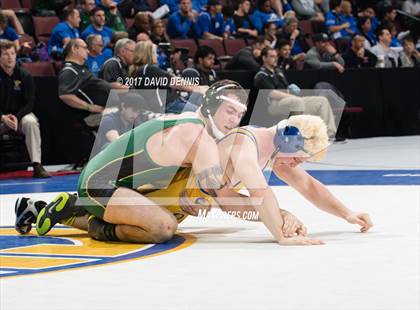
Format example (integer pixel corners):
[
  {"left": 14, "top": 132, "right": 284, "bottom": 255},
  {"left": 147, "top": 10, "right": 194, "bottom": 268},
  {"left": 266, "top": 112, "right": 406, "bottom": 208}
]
[{"left": 273, "top": 122, "right": 310, "bottom": 158}]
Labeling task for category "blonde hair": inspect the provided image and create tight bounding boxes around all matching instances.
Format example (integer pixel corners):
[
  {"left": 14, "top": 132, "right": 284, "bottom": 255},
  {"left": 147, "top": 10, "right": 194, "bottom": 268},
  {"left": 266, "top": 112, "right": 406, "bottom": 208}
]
[
  {"left": 281, "top": 115, "right": 329, "bottom": 161},
  {"left": 129, "top": 41, "right": 156, "bottom": 77}
]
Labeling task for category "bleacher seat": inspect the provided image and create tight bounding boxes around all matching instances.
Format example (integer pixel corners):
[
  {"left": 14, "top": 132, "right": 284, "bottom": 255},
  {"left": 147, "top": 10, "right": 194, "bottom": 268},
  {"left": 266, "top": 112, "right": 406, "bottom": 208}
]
[
  {"left": 198, "top": 39, "right": 226, "bottom": 57},
  {"left": 15, "top": 11, "right": 35, "bottom": 38},
  {"left": 1, "top": 0, "right": 21, "bottom": 9},
  {"left": 33, "top": 16, "right": 60, "bottom": 44},
  {"left": 20, "top": 62, "right": 56, "bottom": 77},
  {"left": 224, "top": 39, "right": 246, "bottom": 56},
  {"left": 21, "top": 0, "right": 32, "bottom": 9},
  {"left": 170, "top": 39, "right": 197, "bottom": 58},
  {"left": 18, "top": 34, "right": 35, "bottom": 48},
  {"left": 299, "top": 20, "right": 313, "bottom": 35},
  {"left": 53, "top": 61, "right": 64, "bottom": 74}
]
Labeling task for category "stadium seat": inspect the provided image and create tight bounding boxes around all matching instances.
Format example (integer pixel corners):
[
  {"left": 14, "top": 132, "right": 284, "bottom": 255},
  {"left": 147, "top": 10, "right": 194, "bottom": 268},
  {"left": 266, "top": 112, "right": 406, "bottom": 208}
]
[
  {"left": 198, "top": 39, "right": 226, "bottom": 57},
  {"left": 224, "top": 39, "right": 246, "bottom": 56},
  {"left": 33, "top": 16, "right": 60, "bottom": 44},
  {"left": 0, "top": 0, "right": 21, "bottom": 9},
  {"left": 20, "top": 62, "right": 56, "bottom": 77},
  {"left": 311, "top": 20, "right": 325, "bottom": 34},
  {"left": 53, "top": 61, "right": 64, "bottom": 74},
  {"left": 15, "top": 11, "right": 35, "bottom": 38},
  {"left": 299, "top": 20, "right": 313, "bottom": 35},
  {"left": 21, "top": 0, "right": 32, "bottom": 9},
  {"left": 18, "top": 34, "right": 36, "bottom": 48},
  {"left": 170, "top": 39, "right": 197, "bottom": 58}
]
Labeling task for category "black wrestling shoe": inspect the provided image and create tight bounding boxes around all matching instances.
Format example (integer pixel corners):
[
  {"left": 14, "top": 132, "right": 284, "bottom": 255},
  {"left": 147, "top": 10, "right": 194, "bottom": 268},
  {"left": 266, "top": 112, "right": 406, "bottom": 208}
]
[
  {"left": 15, "top": 197, "right": 46, "bottom": 234},
  {"left": 36, "top": 192, "right": 78, "bottom": 236}
]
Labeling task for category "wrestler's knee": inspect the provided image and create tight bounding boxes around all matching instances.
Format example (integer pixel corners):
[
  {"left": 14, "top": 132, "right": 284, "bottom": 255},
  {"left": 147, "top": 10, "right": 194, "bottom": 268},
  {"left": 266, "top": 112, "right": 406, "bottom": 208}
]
[{"left": 149, "top": 217, "right": 178, "bottom": 243}]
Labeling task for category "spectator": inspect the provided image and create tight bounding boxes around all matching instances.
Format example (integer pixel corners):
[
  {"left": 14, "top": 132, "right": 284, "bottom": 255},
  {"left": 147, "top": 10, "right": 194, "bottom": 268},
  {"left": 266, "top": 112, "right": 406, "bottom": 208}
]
[
  {"left": 48, "top": 8, "right": 81, "bottom": 56},
  {"left": 370, "top": 26, "right": 399, "bottom": 67},
  {"left": 129, "top": 41, "right": 207, "bottom": 114},
  {"left": 99, "top": 38, "right": 135, "bottom": 82},
  {"left": 291, "top": 0, "right": 325, "bottom": 21},
  {"left": 182, "top": 45, "right": 218, "bottom": 85},
  {"left": 150, "top": 20, "right": 170, "bottom": 44},
  {"left": 82, "top": 7, "right": 114, "bottom": 48},
  {"left": 98, "top": 0, "right": 127, "bottom": 32},
  {"left": 192, "top": 0, "right": 209, "bottom": 14},
  {"left": 0, "top": 40, "right": 50, "bottom": 178},
  {"left": 381, "top": 5, "right": 397, "bottom": 25},
  {"left": 357, "top": 16, "right": 377, "bottom": 49},
  {"left": 167, "top": 0, "right": 197, "bottom": 39},
  {"left": 253, "top": 46, "right": 337, "bottom": 136},
  {"left": 271, "top": 0, "right": 295, "bottom": 18},
  {"left": 86, "top": 34, "right": 113, "bottom": 75},
  {"left": 325, "top": 0, "right": 352, "bottom": 40},
  {"left": 80, "top": 0, "right": 97, "bottom": 32},
  {"left": 0, "top": 10, "right": 24, "bottom": 36},
  {"left": 225, "top": 36, "right": 267, "bottom": 71},
  {"left": 117, "top": 0, "right": 152, "bottom": 18},
  {"left": 304, "top": 33, "right": 346, "bottom": 72},
  {"left": 195, "top": 0, "right": 227, "bottom": 40},
  {"left": 357, "top": 5, "right": 379, "bottom": 33},
  {"left": 342, "top": 34, "right": 377, "bottom": 68},
  {"left": 109, "top": 30, "right": 129, "bottom": 50},
  {"left": 0, "top": 11, "right": 20, "bottom": 52},
  {"left": 233, "top": 0, "right": 258, "bottom": 39},
  {"left": 402, "top": 0, "right": 420, "bottom": 17},
  {"left": 276, "top": 38, "right": 304, "bottom": 70},
  {"left": 95, "top": 92, "right": 143, "bottom": 150},
  {"left": 263, "top": 21, "right": 278, "bottom": 47},
  {"left": 339, "top": 0, "right": 357, "bottom": 36},
  {"left": 222, "top": 6, "right": 237, "bottom": 38},
  {"left": 385, "top": 22, "right": 403, "bottom": 49},
  {"left": 251, "top": 0, "right": 284, "bottom": 34},
  {"left": 278, "top": 16, "right": 310, "bottom": 55},
  {"left": 128, "top": 11, "right": 151, "bottom": 41},
  {"left": 58, "top": 39, "right": 127, "bottom": 128},
  {"left": 398, "top": 36, "right": 420, "bottom": 67}
]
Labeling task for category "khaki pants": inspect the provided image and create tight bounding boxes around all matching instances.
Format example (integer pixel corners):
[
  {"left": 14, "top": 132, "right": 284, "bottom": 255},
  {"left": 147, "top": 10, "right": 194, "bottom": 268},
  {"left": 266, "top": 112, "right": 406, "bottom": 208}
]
[
  {"left": 268, "top": 95, "right": 337, "bottom": 137},
  {"left": 0, "top": 113, "right": 42, "bottom": 163}
]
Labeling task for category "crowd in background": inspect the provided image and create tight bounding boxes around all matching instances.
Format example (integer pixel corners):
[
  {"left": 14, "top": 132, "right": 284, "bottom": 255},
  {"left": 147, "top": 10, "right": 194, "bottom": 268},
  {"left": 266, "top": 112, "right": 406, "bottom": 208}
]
[{"left": 1, "top": 0, "right": 420, "bottom": 174}]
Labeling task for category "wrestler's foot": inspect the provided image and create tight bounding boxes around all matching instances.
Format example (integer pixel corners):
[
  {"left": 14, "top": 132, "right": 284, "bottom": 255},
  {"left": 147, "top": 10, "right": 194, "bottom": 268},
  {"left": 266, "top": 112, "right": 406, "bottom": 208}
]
[
  {"left": 36, "top": 192, "right": 78, "bottom": 236},
  {"left": 15, "top": 198, "right": 46, "bottom": 234}
]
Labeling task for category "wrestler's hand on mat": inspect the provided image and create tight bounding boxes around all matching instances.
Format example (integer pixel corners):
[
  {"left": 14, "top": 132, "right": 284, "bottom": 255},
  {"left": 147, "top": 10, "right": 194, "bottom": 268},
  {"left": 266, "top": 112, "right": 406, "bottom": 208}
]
[
  {"left": 345, "top": 212, "right": 373, "bottom": 233},
  {"left": 278, "top": 235, "right": 325, "bottom": 246},
  {"left": 179, "top": 191, "right": 211, "bottom": 216},
  {"left": 280, "top": 210, "right": 307, "bottom": 237}
]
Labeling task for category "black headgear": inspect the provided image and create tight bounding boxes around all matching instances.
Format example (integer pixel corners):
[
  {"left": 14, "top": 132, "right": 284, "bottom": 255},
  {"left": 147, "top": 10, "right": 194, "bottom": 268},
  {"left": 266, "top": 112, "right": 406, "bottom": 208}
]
[{"left": 200, "top": 80, "right": 247, "bottom": 117}]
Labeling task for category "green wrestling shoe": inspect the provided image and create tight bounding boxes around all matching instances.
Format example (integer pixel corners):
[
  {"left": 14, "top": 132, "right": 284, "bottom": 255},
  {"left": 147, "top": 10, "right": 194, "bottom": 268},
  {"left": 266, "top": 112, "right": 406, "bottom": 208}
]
[{"left": 36, "top": 192, "right": 78, "bottom": 236}]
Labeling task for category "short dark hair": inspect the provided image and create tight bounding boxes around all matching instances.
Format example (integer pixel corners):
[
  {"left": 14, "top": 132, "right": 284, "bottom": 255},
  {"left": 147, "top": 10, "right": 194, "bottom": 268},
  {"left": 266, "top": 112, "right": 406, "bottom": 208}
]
[
  {"left": 403, "top": 36, "right": 415, "bottom": 44},
  {"left": 275, "top": 38, "right": 291, "bottom": 50},
  {"left": 194, "top": 45, "right": 216, "bottom": 63},
  {"left": 376, "top": 25, "right": 390, "bottom": 38},
  {"left": 261, "top": 46, "right": 275, "bottom": 58},
  {"left": 62, "top": 7, "right": 77, "bottom": 20},
  {"left": 90, "top": 6, "right": 105, "bottom": 17},
  {"left": 253, "top": 35, "right": 267, "bottom": 47},
  {"left": 121, "top": 93, "right": 144, "bottom": 111},
  {"left": 257, "top": 0, "right": 270, "bottom": 10},
  {"left": 0, "top": 39, "right": 17, "bottom": 56},
  {"left": 222, "top": 5, "right": 235, "bottom": 17},
  {"left": 356, "top": 16, "right": 370, "bottom": 31},
  {"left": 329, "top": 0, "right": 341, "bottom": 10}
]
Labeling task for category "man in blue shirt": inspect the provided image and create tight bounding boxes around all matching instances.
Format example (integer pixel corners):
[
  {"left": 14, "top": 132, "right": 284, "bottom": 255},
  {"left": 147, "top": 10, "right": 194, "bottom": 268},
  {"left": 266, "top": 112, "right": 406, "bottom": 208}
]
[
  {"left": 324, "top": 0, "right": 351, "bottom": 40},
  {"left": 339, "top": 0, "right": 356, "bottom": 37},
  {"left": 82, "top": 7, "right": 114, "bottom": 49},
  {"left": 48, "top": 8, "right": 81, "bottom": 56},
  {"left": 86, "top": 34, "right": 113, "bottom": 75},
  {"left": 251, "top": 0, "right": 283, "bottom": 34},
  {"left": 195, "top": 0, "right": 226, "bottom": 39},
  {"left": 167, "top": 0, "right": 197, "bottom": 39},
  {"left": 0, "top": 12, "right": 20, "bottom": 52}
]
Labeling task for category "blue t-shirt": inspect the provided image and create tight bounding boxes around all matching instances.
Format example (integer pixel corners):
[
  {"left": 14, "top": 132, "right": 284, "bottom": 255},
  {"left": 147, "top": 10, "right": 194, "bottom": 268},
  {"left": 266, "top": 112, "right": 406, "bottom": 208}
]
[
  {"left": 0, "top": 26, "right": 19, "bottom": 41},
  {"left": 97, "top": 111, "right": 136, "bottom": 150},
  {"left": 48, "top": 22, "right": 80, "bottom": 54},
  {"left": 224, "top": 17, "right": 236, "bottom": 35},
  {"left": 325, "top": 10, "right": 350, "bottom": 39},
  {"left": 167, "top": 11, "right": 194, "bottom": 39},
  {"left": 340, "top": 13, "right": 357, "bottom": 37},
  {"left": 82, "top": 25, "right": 114, "bottom": 48},
  {"left": 86, "top": 48, "right": 113, "bottom": 75},
  {"left": 192, "top": 0, "right": 207, "bottom": 13},
  {"left": 196, "top": 12, "right": 225, "bottom": 37},
  {"left": 250, "top": 9, "right": 283, "bottom": 34}
]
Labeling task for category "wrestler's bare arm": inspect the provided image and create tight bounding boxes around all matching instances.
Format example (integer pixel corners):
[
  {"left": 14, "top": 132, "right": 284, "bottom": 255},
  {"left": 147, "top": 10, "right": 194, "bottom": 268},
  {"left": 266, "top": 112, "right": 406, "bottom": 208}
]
[{"left": 273, "top": 161, "right": 373, "bottom": 232}]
